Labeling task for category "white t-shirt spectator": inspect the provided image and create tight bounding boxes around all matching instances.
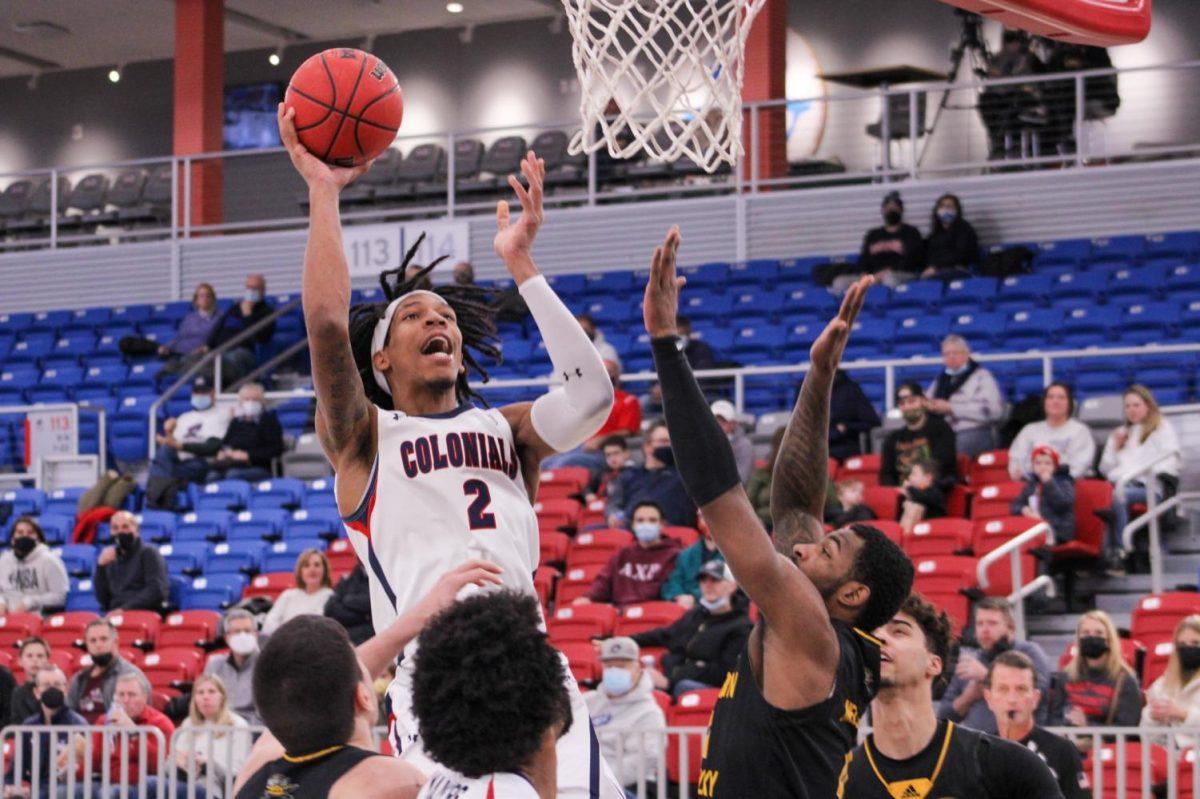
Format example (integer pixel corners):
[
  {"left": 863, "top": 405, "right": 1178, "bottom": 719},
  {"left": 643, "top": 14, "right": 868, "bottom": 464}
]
[
  {"left": 176, "top": 713, "right": 253, "bottom": 793},
  {"left": 1008, "top": 419, "right": 1096, "bottom": 480},
  {"left": 261, "top": 586, "right": 335, "bottom": 635},
  {"left": 173, "top": 405, "right": 232, "bottom": 462},
  {"left": 0, "top": 542, "right": 69, "bottom": 612},
  {"left": 1099, "top": 420, "right": 1181, "bottom": 484}
]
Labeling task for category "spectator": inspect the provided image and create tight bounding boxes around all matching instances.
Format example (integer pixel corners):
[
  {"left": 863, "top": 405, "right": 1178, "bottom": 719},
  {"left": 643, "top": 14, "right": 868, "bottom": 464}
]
[
  {"left": 207, "top": 273, "right": 275, "bottom": 387},
  {"left": 1142, "top": 615, "right": 1200, "bottom": 749},
  {"left": 1099, "top": 385, "right": 1181, "bottom": 564},
  {"left": 204, "top": 609, "right": 262, "bottom": 725},
  {"left": 158, "top": 282, "right": 220, "bottom": 373},
  {"left": 209, "top": 382, "right": 284, "bottom": 481},
  {"left": 926, "top": 334, "right": 1005, "bottom": 458},
  {"left": 1059, "top": 610, "right": 1142, "bottom": 728},
  {"left": 584, "top": 435, "right": 634, "bottom": 505},
  {"left": 825, "top": 478, "right": 877, "bottom": 528},
  {"left": 746, "top": 428, "right": 785, "bottom": 529},
  {"left": 937, "top": 597, "right": 1051, "bottom": 734},
  {"left": 898, "top": 460, "right": 946, "bottom": 534},
  {"left": 985, "top": 651, "right": 1090, "bottom": 799},
  {"left": 93, "top": 511, "right": 170, "bottom": 613},
  {"left": 6, "top": 665, "right": 88, "bottom": 796},
  {"left": 1011, "top": 445, "right": 1076, "bottom": 543},
  {"left": 576, "top": 502, "right": 681, "bottom": 607},
  {"left": 405, "top": 264, "right": 433, "bottom": 291},
  {"left": 1008, "top": 382, "right": 1095, "bottom": 480},
  {"left": 9, "top": 637, "right": 51, "bottom": 724},
  {"left": 147, "top": 374, "right": 232, "bottom": 507},
  {"left": 262, "top": 550, "right": 335, "bottom": 636},
  {"left": 71, "top": 673, "right": 175, "bottom": 797},
  {"left": 544, "top": 360, "right": 641, "bottom": 475},
  {"left": 880, "top": 382, "right": 958, "bottom": 492},
  {"left": 66, "top": 619, "right": 148, "bottom": 723},
  {"left": 175, "top": 674, "right": 253, "bottom": 797},
  {"left": 631, "top": 561, "right": 752, "bottom": 699},
  {"left": 585, "top": 637, "right": 666, "bottom": 796},
  {"left": 710, "top": 400, "right": 753, "bottom": 483},
  {"left": 923, "top": 194, "right": 980, "bottom": 280},
  {"left": 661, "top": 513, "right": 723, "bottom": 608},
  {"left": 0, "top": 516, "right": 69, "bottom": 613},
  {"left": 324, "top": 563, "right": 374, "bottom": 646},
  {"left": 605, "top": 422, "right": 695, "bottom": 528},
  {"left": 677, "top": 316, "right": 716, "bottom": 371},
  {"left": 845, "top": 190, "right": 925, "bottom": 291},
  {"left": 451, "top": 260, "right": 475, "bottom": 286},
  {"left": 576, "top": 313, "right": 622, "bottom": 367},
  {"left": 828, "top": 369, "right": 881, "bottom": 460}
]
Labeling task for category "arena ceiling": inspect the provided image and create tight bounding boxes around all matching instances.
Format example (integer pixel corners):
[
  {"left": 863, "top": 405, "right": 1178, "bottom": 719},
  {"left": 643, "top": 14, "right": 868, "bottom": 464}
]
[{"left": 0, "top": 0, "right": 559, "bottom": 79}]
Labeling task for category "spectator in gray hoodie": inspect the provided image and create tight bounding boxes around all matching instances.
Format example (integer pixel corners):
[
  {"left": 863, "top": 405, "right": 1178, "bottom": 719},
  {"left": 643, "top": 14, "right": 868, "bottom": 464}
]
[
  {"left": 0, "top": 517, "right": 69, "bottom": 614},
  {"left": 586, "top": 637, "right": 666, "bottom": 794},
  {"left": 93, "top": 511, "right": 169, "bottom": 612},
  {"left": 66, "top": 619, "right": 149, "bottom": 723},
  {"left": 926, "top": 335, "right": 1005, "bottom": 458}
]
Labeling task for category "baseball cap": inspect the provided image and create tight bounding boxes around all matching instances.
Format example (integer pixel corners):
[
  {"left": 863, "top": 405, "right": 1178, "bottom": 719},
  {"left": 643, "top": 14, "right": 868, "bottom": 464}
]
[
  {"left": 710, "top": 400, "right": 736, "bottom": 421},
  {"left": 1031, "top": 444, "right": 1060, "bottom": 467},
  {"left": 882, "top": 190, "right": 903, "bottom": 208},
  {"left": 599, "top": 637, "right": 639, "bottom": 662},
  {"left": 699, "top": 560, "right": 734, "bottom": 582},
  {"left": 192, "top": 374, "right": 214, "bottom": 393}
]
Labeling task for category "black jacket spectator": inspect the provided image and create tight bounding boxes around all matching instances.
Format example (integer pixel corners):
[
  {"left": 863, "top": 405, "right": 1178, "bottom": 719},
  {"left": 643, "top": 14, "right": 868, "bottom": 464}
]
[
  {"left": 220, "top": 411, "right": 284, "bottom": 472},
  {"left": 608, "top": 465, "right": 696, "bottom": 528},
  {"left": 881, "top": 414, "right": 958, "bottom": 492},
  {"left": 94, "top": 537, "right": 169, "bottom": 612},
  {"left": 207, "top": 299, "right": 275, "bottom": 354},
  {"left": 631, "top": 601, "right": 753, "bottom": 690},
  {"left": 827, "top": 370, "right": 882, "bottom": 460},
  {"left": 324, "top": 564, "right": 374, "bottom": 646},
  {"left": 926, "top": 194, "right": 980, "bottom": 274},
  {"left": 859, "top": 225, "right": 925, "bottom": 277}
]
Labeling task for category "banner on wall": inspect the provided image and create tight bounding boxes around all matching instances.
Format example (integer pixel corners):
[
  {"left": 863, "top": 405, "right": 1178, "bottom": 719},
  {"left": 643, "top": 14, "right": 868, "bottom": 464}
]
[{"left": 342, "top": 221, "right": 470, "bottom": 279}]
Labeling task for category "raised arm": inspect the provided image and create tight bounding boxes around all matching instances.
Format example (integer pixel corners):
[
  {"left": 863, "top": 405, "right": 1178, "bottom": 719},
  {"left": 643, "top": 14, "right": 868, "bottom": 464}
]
[
  {"left": 770, "top": 278, "right": 872, "bottom": 546},
  {"left": 277, "top": 105, "right": 377, "bottom": 505}
]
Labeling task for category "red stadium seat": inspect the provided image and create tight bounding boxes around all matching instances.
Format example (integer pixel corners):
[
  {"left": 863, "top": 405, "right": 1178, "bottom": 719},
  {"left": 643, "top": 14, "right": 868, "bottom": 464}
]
[
  {"left": 547, "top": 603, "right": 618, "bottom": 643},
  {"left": 666, "top": 688, "right": 720, "bottom": 786},
  {"left": 537, "top": 467, "right": 590, "bottom": 500},
  {"left": 141, "top": 647, "right": 204, "bottom": 690},
  {"left": 903, "top": 519, "right": 973, "bottom": 558},
  {"left": 0, "top": 649, "right": 16, "bottom": 671},
  {"left": 615, "top": 601, "right": 685, "bottom": 637},
  {"left": 641, "top": 645, "right": 668, "bottom": 669},
  {"left": 1051, "top": 480, "right": 1112, "bottom": 562},
  {"left": 579, "top": 499, "right": 608, "bottom": 530},
  {"left": 324, "top": 539, "right": 360, "bottom": 575},
  {"left": 836, "top": 454, "right": 881, "bottom": 486},
  {"left": 651, "top": 689, "right": 671, "bottom": 716},
  {"left": 0, "top": 612, "right": 43, "bottom": 650},
  {"left": 555, "top": 565, "right": 604, "bottom": 606},
  {"left": 105, "top": 610, "right": 161, "bottom": 649},
  {"left": 946, "top": 484, "right": 971, "bottom": 519},
  {"left": 971, "top": 516, "right": 1044, "bottom": 596},
  {"left": 1131, "top": 593, "right": 1200, "bottom": 645},
  {"left": 556, "top": 641, "right": 601, "bottom": 685},
  {"left": 912, "top": 556, "right": 979, "bottom": 631},
  {"left": 862, "top": 486, "right": 901, "bottom": 521},
  {"left": 159, "top": 611, "right": 221, "bottom": 650},
  {"left": 243, "top": 572, "right": 294, "bottom": 601},
  {"left": 41, "top": 611, "right": 99, "bottom": 650},
  {"left": 968, "top": 450, "right": 1010, "bottom": 486},
  {"left": 663, "top": 526, "right": 700, "bottom": 549},
  {"left": 1084, "top": 741, "right": 1168, "bottom": 799},
  {"left": 869, "top": 519, "right": 903, "bottom": 545},
  {"left": 534, "top": 498, "right": 582, "bottom": 533},
  {"left": 534, "top": 566, "right": 560, "bottom": 607},
  {"left": 540, "top": 531, "right": 570, "bottom": 566},
  {"left": 969, "top": 482, "right": 1024, "bottom": 521},
  {"left": 566, "top": 529, "right": 631, "bottom": 569}
]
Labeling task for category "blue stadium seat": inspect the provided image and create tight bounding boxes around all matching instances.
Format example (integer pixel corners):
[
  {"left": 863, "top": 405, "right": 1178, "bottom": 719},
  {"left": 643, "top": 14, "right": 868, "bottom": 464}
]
[
  {"left": 205, "top": 541, "right": 264, "bottom": 576},
  {"left": 1090, "top": 234, "right": 1146, "bottom": 266},
  {"left": 175, "top": 510, "right": 232, "bottom": 543},
  {"left": 56, "top": 544, "right": 96, "bottom": 577},
  {"left": 124, "top": 364, "right": 157, "bottom": 392},
  {"left": 731, "top": 289, "right": 785, "bottom": 318},
  {"left": 52, "top": 334, "right": 95, "bottom": 359},
  {"left": 1051, "top": 271, "right": 1107, "bottom": 303},
  {"left": 581, "top": 298, "right": 635, "bottom": 327},
  {"left": 25, "top": 386, "right": 71, "bottom": 405},
  {"left": 108, "top": 420, "right": 150, "bottom": 463},
  {"left": 0, "top": 312, "right": 35, "bottom": 335},
  {"left": 1121, "top": 302, "right": 1179, "bottom": 343},
  {"left": 728, "top": 259, "right": 780, "bottom": 288},
  {"left": 181, "top": 575, "right": 246, "bottom": 610},
  {"left": 191, "top": 480, "right": 252, "bottom": 512},
  {"left": 679, "top": 262, "right": 730, "bottom": 291},
  {"left": 66, "top": 582, "right": 102, "bottom": 613},
  {"left": 285, "top": 508, "right": 344, "bottom": 540},
  {"left": 158, "top": 542, "right": 207, "bottom": 576},
  {"left": 1145, "top": 231, "right": 1200, "bottom": 261},
  {"left": 730, "top": 325, "right": 786, "bottom": 359},
  {"left": 862, "top": 285, "right": 892, "bottom": 314},
  {"left": 114, "top": 394, "right": 159, "bottom": 422},
  {"left": 6, "top": 338, "right": 53, "bottom": 365},
  {"left": 2, "top": 488, "right": 45, "bottom": 516},
  {"left": 1034, "top": 238, "right": 1090, "bottom": 268},
  {"left": 1060, "top": 306, "right": 1118, "bottom": 347},
  {"left": 585, "top": 271, "right": 636, "bottom": 297},
  {"left": 890, "top": 280, "right": 943, "bottom": 312},
  {"left": 996, "top": 274, "right": 1054, "bottom": 309},
  {"left": 1109, "top": 264, "right": 1169, "bottom": 301},
  {"left": 947, "top": 312, "right": 1005, "bottom": 347},
  {"left": 40, "top": 367, "right": 83, "bottom": 389},
  {"left": 227, "top": 509, "right": 290, "bottom": 542},
  {"left": 262, "top": 539, "right": 325, "bottom": 573},
  {"left": 34, "top": 515, "right": 72, "bottom": 545},
  {"left": 47, "top": 486, "right": 85, "bottom": 505},
  {"left": 82, "top": 365, "right": 128, "bottom": 389},
  {"left": 782, "top": 287, "right": 837, "bottom": 318},
  {"left": 546, "top": 273, "right": 586, "bottom": 301},
  {"left": 134, "top": 509, "right": 179, "bottom": 543},
  {"left": 304, "top": 480, "right": 337, "bottom": 509},
  {"left": 28, "top": 310, "right": 72, "bottom": 333},
  {"left": 1004, "top": 309, "right": 1063, "bottom": 348},
  {"left": 690, "top": 327, "right": 734, "bottom": 353},
  {"left": 941, "top": 278, "right": 997, "bottom": 312},
  {"left": 680, "top": 292, "right": 734, "bottom": 321},
  {"left": 1166, "top": 264, "right": 1200, "bottom": 294},
  {"left": 69, "top": 308, "right": 112, "bottom": 329},
  {"left": 249, "top": 478, "right": 306, "bottom": 510}
]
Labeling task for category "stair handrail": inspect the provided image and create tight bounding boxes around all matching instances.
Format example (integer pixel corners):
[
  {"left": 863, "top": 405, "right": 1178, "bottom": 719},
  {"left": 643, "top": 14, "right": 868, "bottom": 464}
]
[
  {"left": 1116, "top": 447, "right": 1185, "bottom": 595},
  {"left": 976, "top": 521, "right": 1053, "bottom": 641}
]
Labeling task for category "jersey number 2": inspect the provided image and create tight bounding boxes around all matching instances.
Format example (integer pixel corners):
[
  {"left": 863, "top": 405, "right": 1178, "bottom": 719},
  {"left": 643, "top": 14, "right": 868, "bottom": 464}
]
[{"left": 463, "top": 479, "right": 497, "bottom": 530}]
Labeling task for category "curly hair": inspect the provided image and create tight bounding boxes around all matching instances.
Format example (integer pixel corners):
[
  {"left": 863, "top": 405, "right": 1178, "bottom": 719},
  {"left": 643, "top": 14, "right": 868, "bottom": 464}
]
[
  {"left": 848, "top": 523, "right": 915, "bottom": 634},
  {"left": 899, "top": 593, "right": 956, "bottom": 692},
  {"left": 348, "top": 233, "right": 501, "bottom": 410},
  {"left": 412, "top": 590, "right": 571, "bottom": 778}
]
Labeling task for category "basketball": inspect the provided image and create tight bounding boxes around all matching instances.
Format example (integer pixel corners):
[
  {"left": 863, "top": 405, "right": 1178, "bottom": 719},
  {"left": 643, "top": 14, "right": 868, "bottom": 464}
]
[{"left": 284, "top": 48, "right": 403, "bottom": 167}]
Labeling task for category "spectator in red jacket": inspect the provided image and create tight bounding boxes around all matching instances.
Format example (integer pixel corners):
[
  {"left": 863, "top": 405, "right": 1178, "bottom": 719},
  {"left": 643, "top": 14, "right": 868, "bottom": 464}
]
[
  {"left": 544, "top": 359, "right": 642, "bottom": 477},
  {"left": 575, "top": 502, "right": 680, "bottom": 608}
]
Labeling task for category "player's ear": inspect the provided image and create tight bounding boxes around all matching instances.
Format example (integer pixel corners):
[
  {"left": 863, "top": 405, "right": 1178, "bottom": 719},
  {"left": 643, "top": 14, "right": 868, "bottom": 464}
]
[
  {"left": 927, "top": 653, "right": 944, "bottom": 683},
  {"left": 354, "top": 680, "right": 374, "bottom": 715},
  {"left": 837, "top": 581, "right": 869, "bottom": 613},
  {"left": 372, "top": 349, "right": 389, "bottom": 373}
]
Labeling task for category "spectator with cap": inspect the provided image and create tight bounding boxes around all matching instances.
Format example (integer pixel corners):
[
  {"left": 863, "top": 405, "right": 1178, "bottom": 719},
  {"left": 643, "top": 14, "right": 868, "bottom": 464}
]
[
  {"left": 147, "top": 374, "right": 232, "bottom": 508},
  {"left": 576, "top": 502, "right": 680, "bottom": 608},
  {"left": 66, "top": 619, "right": 148, "bottom": 723},
  {"left": 209, "top": 382, "right": 284, "bottom": 482},
  {"left": 880, "top": 382, "right": 958, "bottom": 493},
  {"left": 9, "top": 637, "right": 51, "bottom": 724},
  {"left": 207, "top": 273, "right": 275, "bottom": 387},
  {"left": 923, "top": 194, "right": 981, "bottom": 280},
  {"left": 661, "top": 513, "right": 724, "bottom": 608},
  {"left": 926, "top": 334, "right": 1005, "bottom": 458},
  {"left": 828, "top": 369, "right": 882, "bottom": 461},
  {"left": 605, "top": 421, "right": 695, "bottom": 528},
  {"left": 586, "top": 637, "right": 666, "bottom": 797},
  {"left": 93, "top": 511, "right": 169, "bottom": 613},
  {"left": 631, "top": 561, "right": 752, "bottom": 698},
  {"left": 1011, "top": 445, "right": 1076, "bottom": 543},
  {"left": 845, "top": 190, "right": 925, "bottom": 291},
  {"left": 711, "top": 400, "right": 754, "bottom": 483},
  {"left": 204, "top": 608, "right": 262, "bottom": 725},
  {"left": 1008, "top": 382, "right": 1095, "bottom": 480},
  {"left": 544, "top": 359, "right": 641, "bottom": 475},
  {"left": 0, "top": 516, "right": 69, "bottom": 614},
  {"left": 6, "top": 665, "right": 88, "bottom": 795}
]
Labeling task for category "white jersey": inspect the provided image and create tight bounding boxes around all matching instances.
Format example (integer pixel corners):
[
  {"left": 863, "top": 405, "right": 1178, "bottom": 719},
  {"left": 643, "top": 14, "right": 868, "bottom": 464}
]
[{"left": 418, "top": 770, "right": 539, "bottom": 799}]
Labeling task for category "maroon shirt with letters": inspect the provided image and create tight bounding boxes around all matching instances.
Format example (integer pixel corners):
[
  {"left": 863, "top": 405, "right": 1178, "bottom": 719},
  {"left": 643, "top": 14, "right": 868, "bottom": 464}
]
[{"left": 587, "top": 538, "right": 680, "bottom": 607}]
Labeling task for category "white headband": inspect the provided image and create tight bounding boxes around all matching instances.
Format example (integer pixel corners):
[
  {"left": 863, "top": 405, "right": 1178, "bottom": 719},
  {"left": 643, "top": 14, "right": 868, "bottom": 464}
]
[{"left": 370, "top": 290, "right": 442, "bottom": 396}]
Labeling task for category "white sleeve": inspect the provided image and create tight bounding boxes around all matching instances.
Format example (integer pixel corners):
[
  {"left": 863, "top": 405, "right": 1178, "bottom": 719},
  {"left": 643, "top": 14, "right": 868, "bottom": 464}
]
[
  {"left": 1008, "top": 426, "right": 1033, "bottom": 480},
  {"left": 1067, "top": 422, "right": 1097, "bottom": 478},
  {"left": 519, "top": 276, "right": 615, "bottom": 452},
  {"left": 261, "top": 589, "right": 293, "bottom": 635}
]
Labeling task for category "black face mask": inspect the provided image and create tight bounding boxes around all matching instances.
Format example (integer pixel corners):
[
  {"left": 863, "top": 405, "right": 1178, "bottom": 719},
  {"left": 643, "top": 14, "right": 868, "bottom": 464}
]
[
  {"left": 39, "top": 687, "right": 64, "bottom": 711},
  {"left": 1079, "top": 635, "right": 1109, "bottom": 659},
  {"left": 651, "top": 446, "right": 675, "bottom": 467},
  {"left": 12, "top": 537, "right": 36, "bottom": 559},
  {"left": 883, "top": 210, "right": 903, "bottom": 226},
  {"left": 114, "top": 533, "right": 135, "bottom": 553},
  {"left": 1178, "top": 645, "right": 1200, "bottom": 671},
  {"left": 91, "top": 652, "right": 114, "bottom": 669}
]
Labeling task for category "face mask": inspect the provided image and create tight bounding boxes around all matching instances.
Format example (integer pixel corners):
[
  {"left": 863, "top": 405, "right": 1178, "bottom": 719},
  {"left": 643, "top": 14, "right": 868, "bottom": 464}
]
[
  {"left": 91, "top": 652, "right": 114, "bottom": 669},
  {"left": 700, "top": 595, "right": 729, "bottom": 612},
  {"left": 39, "top": 687, "right": 65, "bottom": 711},
  {"left": 633, "top": 523, "right": 661, "bottom": 544},
  {"left": 12, "top": 537, "right": 36, "bottom": 559},
  {"left": 902, "top": 408, "right": 924, "bottom": 424},
  {"left": 228, "top": 631, "right": 258, "bottom": 656},
  {"left": 987, "top": 637, "right": 1012, "bottom": 657},
  {"left": 1079, "top": 635, "right": 1109, "bottom": 659},
  {"left": 114, "top": 533, "right": 135, "bottom": 553},
  {"left": 244, "top": 290, "right": 263, "bottom": 303},
  {"left": 938, "top": 209, "right": 958, "bottom": 226},
  {"left": 883, "top": 210, "right": 902, "bottom": 226},
  {"left": 651, "top": 446, "right": 675, "bottom": 467},
  {"left": 1178, "top": 645, "right": 1200, "bottom": 671},
  {"left": 191, "top": 394, "right": 213, "bottom": 412},
  {"left": 236, "top": 400, "right": 263, "bottom": 420},
  {"left": 601, "top": 667, "right": 633, "bottom": 696}
]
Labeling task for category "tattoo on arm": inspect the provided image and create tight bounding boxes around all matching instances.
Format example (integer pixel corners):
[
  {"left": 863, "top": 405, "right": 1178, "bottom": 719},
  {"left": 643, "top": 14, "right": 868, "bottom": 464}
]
[
  {"left": 311, "top": 337, "right": 370, "bottom": 455},
  {"left": 770, "top": 371, "right": 834, "bottom": 546}
]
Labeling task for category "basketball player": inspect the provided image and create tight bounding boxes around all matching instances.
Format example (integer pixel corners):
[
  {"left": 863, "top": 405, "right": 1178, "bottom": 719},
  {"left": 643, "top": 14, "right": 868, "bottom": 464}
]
[
  {"left": 642, "top": 228, "right": 914, "bottom": 798},
  {"left": 842, "top": 595, "right": 1064, "bottom": 798},
  {"left": 278, "top": 105, "right": 623, "bottom": 798},
  {"left": 412, "top": 590, "right": 574, "bottom": 798}
]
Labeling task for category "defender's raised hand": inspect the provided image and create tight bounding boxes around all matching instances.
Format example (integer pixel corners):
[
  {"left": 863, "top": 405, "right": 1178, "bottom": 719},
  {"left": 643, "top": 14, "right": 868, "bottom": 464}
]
[
  {"left": 643, "top": 226, "right": 684, "bottom": 338},
  {"left": 277, "top": 104, "right": 372, "bottom": 191},
  {"left": 809, "top": 274, "right": 872, "bottom": 374},
  {"left": 494, "top": 150, "right": 546, "bottom": 274}
]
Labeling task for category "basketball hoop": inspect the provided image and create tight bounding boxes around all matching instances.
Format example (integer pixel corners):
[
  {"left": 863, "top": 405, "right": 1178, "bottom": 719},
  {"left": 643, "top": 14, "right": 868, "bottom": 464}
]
[{"left": 561, "top": 0, "right": 768, "bottom": 174}]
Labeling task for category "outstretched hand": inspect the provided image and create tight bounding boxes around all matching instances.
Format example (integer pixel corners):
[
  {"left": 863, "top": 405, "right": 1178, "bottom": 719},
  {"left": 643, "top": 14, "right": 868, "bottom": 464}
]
[
  {"left": 408, "top": 559, "right": 504, "bottom": 628},
  {"left": 809, "top": 274, "right": 872, "bottom": 374},
  {"left": 277, "top": 104, "right": 372, "bottom": 191},
  {"left": 494, "top": 151, "right": 546, "bottom": 278},
  {"left": 642, "top": 226, "right": 684, "bottom": 338}
]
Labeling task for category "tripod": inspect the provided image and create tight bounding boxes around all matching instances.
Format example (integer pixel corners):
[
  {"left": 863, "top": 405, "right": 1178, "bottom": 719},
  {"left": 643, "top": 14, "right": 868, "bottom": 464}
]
[{"left": 918, "top": 10, "right": 993, "bottom": 167}]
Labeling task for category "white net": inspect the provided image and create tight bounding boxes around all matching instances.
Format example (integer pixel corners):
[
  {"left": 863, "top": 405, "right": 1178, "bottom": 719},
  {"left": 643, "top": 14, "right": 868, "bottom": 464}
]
[{"left": 562, "top": 0, "right": 768, "bottom": 173}]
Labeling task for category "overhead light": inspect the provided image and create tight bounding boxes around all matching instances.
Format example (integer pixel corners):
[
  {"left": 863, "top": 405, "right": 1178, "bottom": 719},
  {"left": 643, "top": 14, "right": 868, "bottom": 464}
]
[
  {"left": 268, "top": 48, "right": 281, "bottom": 66},
  {"left": 107, "top": 66, "right": 121, "bottom": 83},
  {"left": 446, "top": 2, "right": 464, "bottom": 13}
]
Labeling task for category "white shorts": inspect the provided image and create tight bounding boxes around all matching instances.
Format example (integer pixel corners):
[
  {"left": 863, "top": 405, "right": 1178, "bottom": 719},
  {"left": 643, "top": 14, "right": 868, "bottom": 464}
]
[{"left": 386, "top": 654, "right": 624, "bottom": 799}]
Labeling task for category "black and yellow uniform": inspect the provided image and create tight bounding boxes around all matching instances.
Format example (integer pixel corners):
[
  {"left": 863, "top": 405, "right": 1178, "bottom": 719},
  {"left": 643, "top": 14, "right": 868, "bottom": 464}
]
[
  {"left": 843, "top": 720, "right": 1065, "bottom": 799},
  {"left": 235, "top": 744, "right": 383, "bottom": 799},
  {"left": 697, "top": 620, "right": 880, "bottom": 798},
  {"left": 1020, "top": 726, "right": 1090, "bottom": 799}
]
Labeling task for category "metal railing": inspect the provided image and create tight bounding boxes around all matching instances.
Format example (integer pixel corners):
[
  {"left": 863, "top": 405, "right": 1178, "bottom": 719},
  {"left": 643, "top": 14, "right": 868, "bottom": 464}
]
[
  {"left": 1, "top": 723, "right": 168, "bottom": 799},
  {"left": 1119, "top": 447, "right": 1192, "bottom": 595},
  {"left": 976, "top": 521, "right": 1054, "bottom": 641}
]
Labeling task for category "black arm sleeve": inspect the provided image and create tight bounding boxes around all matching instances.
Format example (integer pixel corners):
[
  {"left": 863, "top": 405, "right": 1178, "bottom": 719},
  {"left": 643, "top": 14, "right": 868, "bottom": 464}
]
[
  {"left": 650, "top": 337, "right": 741, "bottom": 507},
  {"left": 181, "top": 437, "right": 223, "bottom": 457},
  {"left": 980, "top": 736, "right": 1066, "bottom": 799}
]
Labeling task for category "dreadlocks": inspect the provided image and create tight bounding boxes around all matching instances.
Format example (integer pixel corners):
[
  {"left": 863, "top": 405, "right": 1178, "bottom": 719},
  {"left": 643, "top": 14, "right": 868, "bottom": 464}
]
[{"left": 348, "top": 234, "right": 501, "bottom": 410}]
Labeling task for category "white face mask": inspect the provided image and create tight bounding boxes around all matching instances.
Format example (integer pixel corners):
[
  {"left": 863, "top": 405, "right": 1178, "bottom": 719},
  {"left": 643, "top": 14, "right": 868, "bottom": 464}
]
[
  {"left": 236, "top": 400, "right": 263, "bottom": 420},
  {"left": 228, "top": 631, "right": 258, "bottom": 656}
]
